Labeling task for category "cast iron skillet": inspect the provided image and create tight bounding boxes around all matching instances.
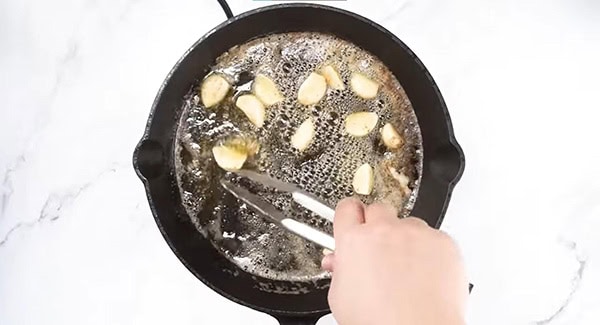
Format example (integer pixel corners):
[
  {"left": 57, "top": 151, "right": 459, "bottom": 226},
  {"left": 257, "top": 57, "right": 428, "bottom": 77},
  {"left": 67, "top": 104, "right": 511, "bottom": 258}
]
[{"left": 133, "top": 2, "right": 465, "bottom": 324}]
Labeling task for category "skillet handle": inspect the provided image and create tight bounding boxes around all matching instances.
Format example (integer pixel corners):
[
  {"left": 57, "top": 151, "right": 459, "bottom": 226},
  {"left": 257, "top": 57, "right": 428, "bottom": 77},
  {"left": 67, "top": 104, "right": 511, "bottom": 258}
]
[
  {"left": 216, "top": 0, "right": 234, "bottom": 19},
  {"left": 275, "top": 316, "right": 322, "bottom": 325},
  {"left": 133, "top": 139, "right": 164, "bottom": 180}
]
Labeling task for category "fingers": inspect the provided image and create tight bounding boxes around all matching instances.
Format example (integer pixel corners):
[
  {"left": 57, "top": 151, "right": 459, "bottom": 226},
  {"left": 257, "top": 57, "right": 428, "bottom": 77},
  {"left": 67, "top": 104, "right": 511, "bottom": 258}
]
[
  {"left": 334, "top": 199, "right": 399, "bottom": 232},
  {"left": 321, "top": 253, "right": 334, "bottom": 272},
  {"left": 364, "top": 202, "right": 397, "bottom": 223},
  {"left": 328, "top": 197, "right": 364, "bottom": 273},
  {"left": 333, "top": 197, "right": 365, "bottom": 237}
]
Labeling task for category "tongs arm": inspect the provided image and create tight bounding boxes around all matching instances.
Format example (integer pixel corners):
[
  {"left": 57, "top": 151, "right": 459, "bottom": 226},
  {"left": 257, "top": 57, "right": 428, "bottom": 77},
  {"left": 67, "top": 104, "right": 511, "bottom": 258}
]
[{"left": 221, "top": 180, "right": 335, "bottom": 251}]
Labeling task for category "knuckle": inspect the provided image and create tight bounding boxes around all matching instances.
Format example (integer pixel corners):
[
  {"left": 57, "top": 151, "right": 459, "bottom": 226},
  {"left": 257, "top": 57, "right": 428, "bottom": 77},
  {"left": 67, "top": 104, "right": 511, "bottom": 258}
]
[
  {"left": 368, "top": 222, "right": 392, "bottom": 238},
  {"left": 438, "top": 231, "right": 459, "bottom": 249},
  {"left": 365, "top": 202, "right": 397, "bottom": 217},
  {"left": 402, "top": 216, "right": 429, "bottom": 228},
  {"left": 394, "top": 217, "right": 429, "bottom": 240}
]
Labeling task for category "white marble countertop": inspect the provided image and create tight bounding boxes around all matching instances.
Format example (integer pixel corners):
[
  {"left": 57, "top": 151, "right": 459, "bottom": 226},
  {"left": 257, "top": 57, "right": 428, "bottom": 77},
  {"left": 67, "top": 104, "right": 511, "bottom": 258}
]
[{"left": 1, "top": 0, "right": 599, "bottom": 324}]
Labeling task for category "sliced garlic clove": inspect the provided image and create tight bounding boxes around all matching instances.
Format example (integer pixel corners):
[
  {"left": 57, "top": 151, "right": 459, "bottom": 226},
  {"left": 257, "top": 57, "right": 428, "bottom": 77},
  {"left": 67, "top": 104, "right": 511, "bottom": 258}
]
[
  {"left": 298, "top": 72, "right": 327, "bottom": 105},
  {"left": 236, "top": 94, "right": 266, "bottom": 128},
  {"left": 291, "top": 118, "right": 315, "bottom": 152},
  {"left": 321, "top": 65, "right": 345, "bottom": 90},
  {"left": 201, "top": 74, "right": 231, "bottom": 108},
  {"left": 352, "top": 163, "right": 374, "bottom": 195},
  {"left": 252, "top": 74, "right": 284, "bottom": 106},
  {"left": 344, "top": 112, "right": 379, "bottom": 137},
  {"left": 212, "top": 145, "right": 248, "bottom": 171},
  {"left": 350, "top": 73, "right": 379, "bottom": 99},
  {"left": 381, "top": 123, "right": 404, "bottom": 149}
]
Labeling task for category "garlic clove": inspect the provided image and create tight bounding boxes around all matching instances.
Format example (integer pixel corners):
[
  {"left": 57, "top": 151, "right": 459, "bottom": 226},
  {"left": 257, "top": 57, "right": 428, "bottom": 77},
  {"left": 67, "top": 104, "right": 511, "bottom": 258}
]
[
  {"left": 321, "top": 65, "right": 345, "bottom": 90},
  {"left": 298, "top": 72, "right": 327, "bottom": 105},
  {"left": 350, "top": 73, "right": 379, "bottom": 99},
  {"left": 381, "top": 123, "right": 404, "bottom": 149},
  {"left": 212, "top": 145, "right": 248, "bottom": 171},
  {"left": 200, "top": 74, "right": 231, "bottom": 108},
  {"left": 344, "top": 112, "right": 379, "bottom": 137},
  {"left": 236, "top": 94, "right": 266, "bottom": 128},
  {"left": 226, "top": 136, "right": 261, "bottom": 157},
  {"left": 252, "top": 74, "right": 284, "bottom": 106},
  {"left": 352, "top": 163, "right": 374, "bottom": 195},
  {"left": 291, "top": 118, "right": 315, "bottom": 152},
  {"left": 389, "top": 167, "right": 411, "bottom": 196}
]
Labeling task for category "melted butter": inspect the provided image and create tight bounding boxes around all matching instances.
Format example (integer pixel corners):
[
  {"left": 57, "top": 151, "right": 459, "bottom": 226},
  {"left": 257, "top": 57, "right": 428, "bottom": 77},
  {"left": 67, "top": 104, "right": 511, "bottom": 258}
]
[{"left": 174, "top": 32, "right": 423, "bottom": 282}]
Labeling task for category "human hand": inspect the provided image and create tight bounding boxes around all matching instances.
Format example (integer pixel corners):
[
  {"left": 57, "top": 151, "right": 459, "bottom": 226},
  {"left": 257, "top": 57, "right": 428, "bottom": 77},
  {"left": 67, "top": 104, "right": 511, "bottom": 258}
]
[{"left": 322, "top": 198, "right": 468, "bottom": 325}]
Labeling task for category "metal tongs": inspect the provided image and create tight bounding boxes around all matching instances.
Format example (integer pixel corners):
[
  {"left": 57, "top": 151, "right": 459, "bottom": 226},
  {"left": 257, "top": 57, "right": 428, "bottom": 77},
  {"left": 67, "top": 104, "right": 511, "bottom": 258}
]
[{"left": 220, "top": 170, "right": 336, "bottom": 251}]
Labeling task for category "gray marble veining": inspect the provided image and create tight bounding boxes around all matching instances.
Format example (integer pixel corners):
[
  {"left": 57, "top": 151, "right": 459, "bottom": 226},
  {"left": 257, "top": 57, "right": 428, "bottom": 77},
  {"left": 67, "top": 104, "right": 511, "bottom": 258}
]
[{"left": 0, "top": 0, "right": 599, "bottom": 324}]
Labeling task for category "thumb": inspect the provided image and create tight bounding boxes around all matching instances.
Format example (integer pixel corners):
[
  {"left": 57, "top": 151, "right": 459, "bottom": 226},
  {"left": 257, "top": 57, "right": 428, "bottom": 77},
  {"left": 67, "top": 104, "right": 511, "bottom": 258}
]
[{"left": 334, "top": 197, "right": 365, "bottom": 238}]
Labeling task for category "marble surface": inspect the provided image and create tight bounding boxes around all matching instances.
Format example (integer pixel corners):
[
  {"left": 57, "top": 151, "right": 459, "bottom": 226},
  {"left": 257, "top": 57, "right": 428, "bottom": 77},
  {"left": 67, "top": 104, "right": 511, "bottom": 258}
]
[{"left": 1, "top": 0, "right": 599, "bottom": 324}]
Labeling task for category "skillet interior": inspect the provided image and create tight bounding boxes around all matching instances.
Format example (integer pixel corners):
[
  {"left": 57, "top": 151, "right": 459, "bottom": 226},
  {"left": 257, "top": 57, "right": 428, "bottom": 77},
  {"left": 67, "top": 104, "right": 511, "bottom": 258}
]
[{"left": 175, "top": 31, "right": 424, "bottom": 283}]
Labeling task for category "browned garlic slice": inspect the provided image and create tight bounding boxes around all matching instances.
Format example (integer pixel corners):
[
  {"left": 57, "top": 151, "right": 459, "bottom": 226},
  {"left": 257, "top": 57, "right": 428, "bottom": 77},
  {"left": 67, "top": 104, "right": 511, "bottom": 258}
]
[
  {"left": 345, "top": 112, "right": 379, "bottom": 137},
  {"left": 298, "top": 72, "right": 327, "bottom": 105},
  {"left": 389, "top": 167, "right": 411, "bottom": 196},
  {"left": 200, "top": 74, "right": 231, "bottom": 108},
  {"left": 321, "top": 65, "right": 345, "bottom": 90},
  {"left": 381, "top": 123, "right": 404, "bottom": 149},
  {"left": 350, "top": 73, "right": 379, "bottom": 99},
  {"left": 291, "top": 118, "right": 315, "bottom": 151},
  {"left": 353, "top": 163, "right": 374, "bottom": 195},
  {"left": 227, "top": 136, "right": 261, "bottom": 157},
  {"left": 212, "top": 145, "right": 247, "bottom": 171},
  {"left": 252, "top": 74, "right": 284, "bottom": 106},
  {"left": 236, "top": 94, "right": 266, "bottom": 128}
]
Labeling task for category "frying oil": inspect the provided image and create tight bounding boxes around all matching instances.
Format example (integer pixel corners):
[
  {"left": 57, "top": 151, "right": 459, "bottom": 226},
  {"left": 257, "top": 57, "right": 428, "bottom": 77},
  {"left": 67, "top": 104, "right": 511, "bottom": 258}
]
[{"left": 175, "top": 33, "right": 423, "bottom": 282}]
